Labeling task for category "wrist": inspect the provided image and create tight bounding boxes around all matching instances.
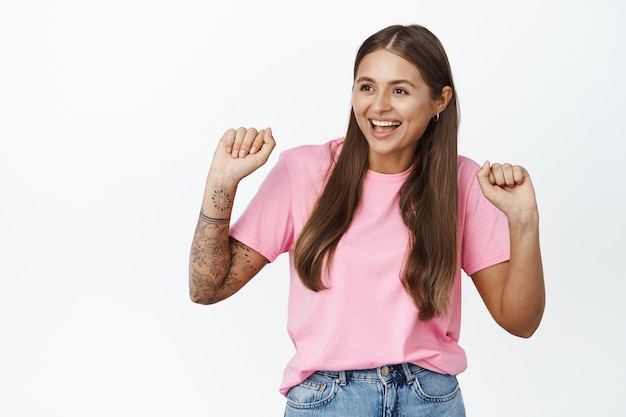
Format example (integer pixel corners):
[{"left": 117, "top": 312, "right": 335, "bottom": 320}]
[
  {"left": 207, "top": 169, "right": 241, "bottom": 188},
  {"left": 202, "top": 175, "right": 238, "bottom": 219},
  {"left": 507, "top": 208, "right": 539, "bottom": 235}
]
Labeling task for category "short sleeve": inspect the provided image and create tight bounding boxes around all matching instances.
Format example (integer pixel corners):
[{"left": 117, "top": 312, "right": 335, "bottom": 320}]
[
  {"left": 230, "top": 154, "right": 294, "bottom": 262},
  {"left": 459, "top": 159, "right": 510, "bottom": 276}
]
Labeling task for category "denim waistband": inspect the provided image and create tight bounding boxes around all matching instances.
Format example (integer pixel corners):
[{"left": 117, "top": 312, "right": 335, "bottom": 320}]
[{"left": 316, "top": 363, "right": 424, "bottom": 386}]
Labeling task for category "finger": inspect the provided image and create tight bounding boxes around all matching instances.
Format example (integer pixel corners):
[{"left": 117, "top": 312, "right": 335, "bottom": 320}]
[
  {"left": 512, "top": 165, "right": 528, "bottom": 185},
  {"left": 220, "top": 128, "right": 237, "bottom": 154},
  {"left": 253, "top": 127, "right": 277, "bottom": 162},
  {"left": 232, "top": 127, "right": 256, "bottom": 158},
  {"left": 238, "top": 128, "right": 264, "bottom": 158},
  {"left": 490, "top": 163, "right": 506, "bottom": 186},
  {"left": 500, "top": 163, "right": 516, "bottom": 187},
  {"left": 252, "top": 127, "right": 276, "bottom": 153},
  {"left": 248, "top": 129, "right": 267, "bottom": 155}
]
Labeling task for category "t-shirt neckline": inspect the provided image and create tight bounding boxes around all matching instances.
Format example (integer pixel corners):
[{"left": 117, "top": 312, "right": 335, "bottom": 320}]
[{"left": 365, "top": 165, "right": 412, "bottom": 183}]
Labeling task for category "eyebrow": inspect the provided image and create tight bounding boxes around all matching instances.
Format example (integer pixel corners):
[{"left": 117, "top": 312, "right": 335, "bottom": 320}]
[{"left": 355, "top": 76, "right": 416, "bottom": 88}]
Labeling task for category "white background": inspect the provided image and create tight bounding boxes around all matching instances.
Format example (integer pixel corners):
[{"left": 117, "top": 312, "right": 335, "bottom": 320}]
[{"left": 1, "top": 0, "right": 624, "bottom": 416}]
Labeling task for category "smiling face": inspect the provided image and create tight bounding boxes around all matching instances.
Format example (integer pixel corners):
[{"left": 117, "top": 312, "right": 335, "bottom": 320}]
[{"left": 352, "top": 49, "right": 444, "bottom": 174}]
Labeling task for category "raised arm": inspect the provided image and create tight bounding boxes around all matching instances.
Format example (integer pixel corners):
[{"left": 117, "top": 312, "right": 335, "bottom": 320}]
[
  {"left": 189, "top": 127, "right": 275, "bottom": 304},
  {"left": 471, "top": 162, "right": 545, "bottom": 338}
]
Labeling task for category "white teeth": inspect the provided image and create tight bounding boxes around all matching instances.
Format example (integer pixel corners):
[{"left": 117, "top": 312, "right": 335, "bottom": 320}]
[{"left": 371, "top": 120, "right": 401, "bottom": 127}]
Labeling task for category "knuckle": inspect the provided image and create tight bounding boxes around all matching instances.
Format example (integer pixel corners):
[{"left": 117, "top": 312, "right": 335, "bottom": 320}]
[{"left": 223, "top": 129, "right": 235, "bottom": 140}]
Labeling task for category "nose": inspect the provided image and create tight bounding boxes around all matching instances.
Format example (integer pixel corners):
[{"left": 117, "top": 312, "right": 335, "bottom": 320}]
[{"left": 372, "top": 92, "right": 391, "bottom": 114}]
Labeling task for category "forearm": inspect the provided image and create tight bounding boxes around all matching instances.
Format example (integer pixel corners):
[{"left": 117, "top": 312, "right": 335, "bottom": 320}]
[
  {"left": 188, "top": 174, "right": 239, "bottom": 304},
  {"left": 501, "top": 209, "right": 545, "bottom": 337}
]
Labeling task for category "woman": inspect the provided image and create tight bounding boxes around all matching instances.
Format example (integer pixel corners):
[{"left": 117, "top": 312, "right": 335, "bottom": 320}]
[{"left": 189, "top": 24, "right": 544, "bottom": 416}]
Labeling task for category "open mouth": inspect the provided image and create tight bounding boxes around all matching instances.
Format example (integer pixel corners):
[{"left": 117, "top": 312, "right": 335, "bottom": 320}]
[{"left": 371, "top": 119, "right": 401, "bottom": 134}]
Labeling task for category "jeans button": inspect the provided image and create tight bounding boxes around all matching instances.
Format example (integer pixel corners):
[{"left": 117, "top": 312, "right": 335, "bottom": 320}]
[{"left": 380, "top": 365, "right": 390, "bottom": 376}]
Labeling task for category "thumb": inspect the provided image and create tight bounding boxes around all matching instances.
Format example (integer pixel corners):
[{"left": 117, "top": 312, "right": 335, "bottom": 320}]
[
  {"left": 264, "top": 127, "right": 276, "bottom": 149},
  {"left": 476, "top": 160, "right": 503, "bottom": 204},
  {"left": 254, "top": 127, "right": 276, "bottom": 162},
  {"left": 476, "top": 161, "right": 493, "bottom": 191}
]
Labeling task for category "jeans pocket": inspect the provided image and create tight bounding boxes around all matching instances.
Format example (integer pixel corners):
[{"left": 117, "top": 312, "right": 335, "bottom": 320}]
[
  {"left": 286, "top": 372, "right": 338, "bottom": 410},
  {"left": 411, "top": 368, "right": 460, "bottom": 403}
]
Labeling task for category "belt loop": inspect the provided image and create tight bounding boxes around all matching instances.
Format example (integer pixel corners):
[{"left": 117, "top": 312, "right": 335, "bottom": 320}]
[
  {"left": 401, "top": 363, "right": 415, "bottom": 385},
  {"left": 338, "top": 370, "right": 347, "bottom": 386}
]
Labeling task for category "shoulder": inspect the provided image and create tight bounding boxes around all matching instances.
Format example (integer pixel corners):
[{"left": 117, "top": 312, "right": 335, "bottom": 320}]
[
  {"left": 457, "top": 155, "right": 480, "bottom": 179},
  {"left": 278, "top": 138, "right": 344, "bottom": 174},
  {"left": 457, "top": 155, "right": 481, "bottom": 204},
  {"left": 279, "top": 138, "right": 344, "bottom": 161},
  {"left": 457, "top": 155, "right": 486, "bottom": 187}
]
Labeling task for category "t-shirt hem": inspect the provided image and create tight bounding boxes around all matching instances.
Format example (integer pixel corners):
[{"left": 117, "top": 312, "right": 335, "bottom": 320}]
[
  {"left": 230, "top": 227, "right": 280, "bottom": 263},
  {"left": 463, "top": 252, "right": 510, "bottom": 277}
]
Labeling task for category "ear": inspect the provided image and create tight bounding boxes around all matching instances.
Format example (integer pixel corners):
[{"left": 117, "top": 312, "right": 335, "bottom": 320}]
[{"left": 434, "top": 86, "right": 453, "bottom": 114}]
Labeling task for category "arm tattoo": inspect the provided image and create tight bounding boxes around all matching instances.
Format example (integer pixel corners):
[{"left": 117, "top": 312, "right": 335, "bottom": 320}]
[
  {"left": 190, "top": 269, "right": 242, "bottom": 304},
  {"left": 189, "top": 214, "right": 231, "bottom": 303},
  {"left": 230, "top": 238, "right": 267, "bottom": 276},
  {"left": 190, "top": 208, "right": 268, "bottom": 303},
  {"left": 199, "top": 211, "right": 229, "bottom": 224},
  {"left": 212, "top": 189, "right": 232, "bottom": 214},
  {"left": 190, "top": 220, "right": 229, "bottom": 274}
]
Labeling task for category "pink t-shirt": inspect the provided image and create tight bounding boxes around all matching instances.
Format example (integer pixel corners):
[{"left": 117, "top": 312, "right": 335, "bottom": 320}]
[{"left": 230, "top": 139, "right": 510, "bottom": 396}]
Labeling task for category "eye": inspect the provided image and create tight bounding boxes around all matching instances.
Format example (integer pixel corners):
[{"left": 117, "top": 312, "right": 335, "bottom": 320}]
[
  {"left": 359, "top": 84, "right": 373, "bottom": 92},
  {"left": 394, "top": 88, "right": 408, "bottom": 95}
]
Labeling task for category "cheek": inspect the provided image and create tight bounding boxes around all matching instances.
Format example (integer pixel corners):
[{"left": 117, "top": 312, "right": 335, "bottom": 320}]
[
  {"left": 402, "top": 102, "right": 435, "bottom": 123},
  {"left": 351, "top": 98, "right": 369, "bottom": 123},
  {"left": 351, "top": 95, "right": 365, "bottom": 115},
  {"left": 352, "top": 90, "right": 376, "bottom": 113},
  {"left": 354, "top": 116, "right": 370, "bottom": 134}
]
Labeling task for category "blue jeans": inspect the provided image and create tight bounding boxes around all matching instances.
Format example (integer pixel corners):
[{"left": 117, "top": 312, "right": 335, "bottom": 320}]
[{"left": 284, "top": 363, "right": 465, "bottom": 417}]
